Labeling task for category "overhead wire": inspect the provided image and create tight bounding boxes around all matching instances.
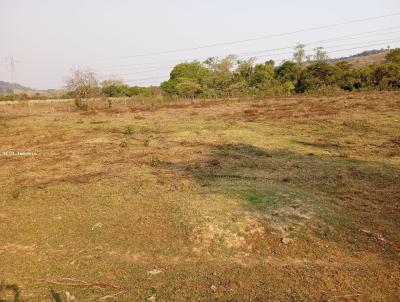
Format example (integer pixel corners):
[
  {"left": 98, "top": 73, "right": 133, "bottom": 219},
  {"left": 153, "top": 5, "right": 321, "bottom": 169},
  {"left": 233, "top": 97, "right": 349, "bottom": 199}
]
[{"left": 79, "top": 12, "right": 400, "bottom": 62}]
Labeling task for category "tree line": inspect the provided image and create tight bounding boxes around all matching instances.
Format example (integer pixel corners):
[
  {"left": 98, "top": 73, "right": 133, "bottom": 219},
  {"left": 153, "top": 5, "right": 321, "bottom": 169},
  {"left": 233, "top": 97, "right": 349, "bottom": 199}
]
[
  {"left": 1, "top": 46, "right": 399, "bottom": 103},
  {"left": 160, "top": 46, "right": 400, "bottom": 98}
]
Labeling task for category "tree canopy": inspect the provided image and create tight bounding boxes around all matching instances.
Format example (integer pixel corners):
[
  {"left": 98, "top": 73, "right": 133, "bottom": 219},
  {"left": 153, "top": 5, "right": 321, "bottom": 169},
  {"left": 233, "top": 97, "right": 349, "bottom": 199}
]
[
  {"left": 59, "top": 48, "right": 400, "bottom": 104},
  {"left": 159, "top": 48, "right": 400, "bottom": 97}
]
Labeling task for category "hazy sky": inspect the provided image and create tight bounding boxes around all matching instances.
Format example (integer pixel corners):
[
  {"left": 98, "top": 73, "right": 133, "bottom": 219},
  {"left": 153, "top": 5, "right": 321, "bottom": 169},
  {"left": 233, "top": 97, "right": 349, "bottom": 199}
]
[{"left": 1, "top": 0, "right": 399, "bottom": 89}]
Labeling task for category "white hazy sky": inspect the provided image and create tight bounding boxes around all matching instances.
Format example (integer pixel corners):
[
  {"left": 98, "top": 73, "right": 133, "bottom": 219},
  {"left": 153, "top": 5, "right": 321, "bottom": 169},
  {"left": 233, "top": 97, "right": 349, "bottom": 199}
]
[{"left": 1, "top": 0, "right": 400, "bottom": 89}]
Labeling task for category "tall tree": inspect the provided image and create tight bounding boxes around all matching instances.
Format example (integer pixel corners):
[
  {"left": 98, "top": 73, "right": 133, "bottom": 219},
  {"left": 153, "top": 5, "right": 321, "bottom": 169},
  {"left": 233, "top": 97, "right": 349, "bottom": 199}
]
[{"left": 293, "top": 44, "right": 306, "bottom": 65}]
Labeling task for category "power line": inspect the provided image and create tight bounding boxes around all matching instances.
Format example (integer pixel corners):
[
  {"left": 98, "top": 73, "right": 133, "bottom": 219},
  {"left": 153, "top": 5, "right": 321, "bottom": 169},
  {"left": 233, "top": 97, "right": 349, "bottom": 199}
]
[
  {"left": 81, "top": 12, "right": 400, "bottom": 62},
  {"left": 257, "top": 39, "right": 399, "bottom": 60},
  {"left": 30, "top": 37, "right": 399, "bottom": 88},
  {"left": 120, "top": 39, "right": 399, "bottom": 85},
  {"left": 237, "top": 31, "right": 400, "bottom": 57},
  {"left": 96, "top": 37, "right": 400, "bottom": 79},
  {"left": 255, "top": 37, "right": 400, "bottom": 58},
  {"left": 29, "top": 37, "right": 400, "bottom": 89},
  {"left": 17, "top": 14, "right": 400, "bottom": 88},
  {"left": 89, "top": 26, "right": 400, "bottom": 72},
  {"left": 118, "top": 75, "right": 168, "bottom": 83},
  {"left": 97, "top": 65, "right": 174, "bottom": 79},
  {"left": 30, "top": 26, "right": 400, "bottom": 74}
]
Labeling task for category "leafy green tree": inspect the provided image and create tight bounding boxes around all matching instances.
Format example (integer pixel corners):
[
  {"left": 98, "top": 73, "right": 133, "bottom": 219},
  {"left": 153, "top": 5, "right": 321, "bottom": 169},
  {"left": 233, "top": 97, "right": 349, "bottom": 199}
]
[
  {"left": 282, "top": 81, "right": 296, "bottom": 94},
  {"left": 170, "top": 61, "right": 210, "bottom": 82},
  {"left": 128, "top": 86, "right": 157, "bottom": 96},
  {"left": 102, "top": 83, "right": 131, "bottom": 97},
  {"left": 227, "top": 81, "right": 249, "bottom": 97},
  {"left": 160, "top": 79, "right": 178, "bottom": 95},
  {"left": 264, "top": 59, "right": 275, "bottom": 67},
  {"left": 101, "top": 78, "right": 126, "bottom": 97},
  {"left": 250, "top": 63, "right": 275, "bottom": 87},
  {"left": 370, "top": 63, "right": 400, "bottom": 90},
  {"left": 275, "top": 61, "right": 301, "bottom": 84},
  {"left": 236, "top": 58, "right": 256, "bottom": 83},
  {"left": 162, "top": 61, "right": 209, "bottom": 96},
  {"left": 384, "top": 48, "right": 400, "bottom": 64},
  {"left": 175, "top": 78, "right": 202, "bottom": 98},
  {"left": 128, "top": 86, "right": 144, "bottom": 96},
  {"left": 334, "top": 61, "right": 362, "bottom": 91},
  {"left": 296, "top": 61, "right": 340, "bottom": 92},
  {"left": 201, "top": 87, "right": 218, "bottom": 98},
  {"left": 204, "top": 71, "right": 235, "bottom": 97}
]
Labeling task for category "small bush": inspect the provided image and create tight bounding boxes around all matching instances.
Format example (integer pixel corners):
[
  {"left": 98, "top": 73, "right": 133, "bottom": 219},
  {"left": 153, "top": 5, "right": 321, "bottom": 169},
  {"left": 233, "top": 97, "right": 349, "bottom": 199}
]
[
  {"left": 126, "top": 125, "right": 134, "bottom": 135},
  {"left": 10, "top": 188, "right": 20, "bottom": 200},
  {"left": 149, "top": 156, "right": 161, "bottom": 167},
  {"left": 120, "top": 140, "right": 128, "bottom": 148}
]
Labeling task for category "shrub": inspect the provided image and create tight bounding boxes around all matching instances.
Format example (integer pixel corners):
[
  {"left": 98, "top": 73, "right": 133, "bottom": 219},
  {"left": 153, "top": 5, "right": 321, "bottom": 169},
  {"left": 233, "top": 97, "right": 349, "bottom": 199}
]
[
  {"left": 369, "top": 63, "right": 400, "bottom": 90},
  {"left": 296, "top": 61, "right": 341, "bottom": 93},
  {"left": 126, "top": 125, "right": 134, "bottom": 135},
  {"left": 10, "top": 188, "right": 20, "bottom": 199},
  {"left": 149, "top": 156, "right": 161, "bottom": 167},
  {"left": 385, "top": 49, "right": 400, "bottom": 64}
]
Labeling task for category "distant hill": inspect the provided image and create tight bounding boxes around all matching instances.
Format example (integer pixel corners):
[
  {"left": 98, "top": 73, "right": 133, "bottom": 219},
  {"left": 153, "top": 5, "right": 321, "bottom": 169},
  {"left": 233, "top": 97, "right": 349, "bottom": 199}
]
[
  {"left": 0, "top": 81, "right": 34, "bottom": 94},
  {"left": 333, "top": 49, "right": 390, "bottom": 67}
]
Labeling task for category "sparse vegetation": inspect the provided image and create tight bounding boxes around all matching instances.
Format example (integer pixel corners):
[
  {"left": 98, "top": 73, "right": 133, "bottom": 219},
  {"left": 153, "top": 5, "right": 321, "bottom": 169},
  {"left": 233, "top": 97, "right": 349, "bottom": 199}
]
[
  {"left": 1, "top": 91, "right": 399, "bottom": 300},
  {"left": 3, "top": 1, "right": 400, "bottom": 299},
  {"left": 149, "top": 156, "right": 161, "bottom": 167},
  {"left": 125, "top": 125, "right": 134, "bottom": 135},
  {"left": 119, "top": 140, "right": 128, "bottom": 148},
  {"left": 10, "top": 187, "right": 20, "bottom": 200}
]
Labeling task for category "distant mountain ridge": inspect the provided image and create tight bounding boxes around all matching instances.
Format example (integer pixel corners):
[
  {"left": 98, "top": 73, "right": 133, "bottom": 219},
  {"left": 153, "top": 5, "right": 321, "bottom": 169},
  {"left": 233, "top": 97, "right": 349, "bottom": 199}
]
[
  {"left": 0, "top": 81, "right": 34, "bottom": 94},
  {"left": 333, "top": 49, "right": 390, "bottom": 67}
]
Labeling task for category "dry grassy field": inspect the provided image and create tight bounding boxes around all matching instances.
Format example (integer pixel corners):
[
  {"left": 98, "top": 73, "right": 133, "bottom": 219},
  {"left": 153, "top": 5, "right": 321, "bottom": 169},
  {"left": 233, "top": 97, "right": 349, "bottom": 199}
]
[{"left": 1, "top": 92, "right": 400, "bottom": 301}]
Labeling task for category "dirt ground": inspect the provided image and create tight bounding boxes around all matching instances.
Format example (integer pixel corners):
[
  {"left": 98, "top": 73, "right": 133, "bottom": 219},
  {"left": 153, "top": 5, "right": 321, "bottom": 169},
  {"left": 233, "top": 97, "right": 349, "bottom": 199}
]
[{"left": 0, "top": 92, "right": 399, "bottom": 301}]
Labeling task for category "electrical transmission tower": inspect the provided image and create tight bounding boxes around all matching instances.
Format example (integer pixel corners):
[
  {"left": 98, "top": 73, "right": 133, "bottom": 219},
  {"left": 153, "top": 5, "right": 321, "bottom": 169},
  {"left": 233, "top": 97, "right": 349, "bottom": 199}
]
[
  {"left": 5, "top": 56, "right": 18, "bottom": 84},
  {"left": 4, "top": 56, "right": 20, "bottom": 98}
]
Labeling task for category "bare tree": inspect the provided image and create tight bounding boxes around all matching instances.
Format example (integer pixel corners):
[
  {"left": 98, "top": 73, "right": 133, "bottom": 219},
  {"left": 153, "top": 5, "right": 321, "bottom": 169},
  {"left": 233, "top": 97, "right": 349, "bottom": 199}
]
[
  {"left": 313, "top": 47, "right": 328, "bottom": 61},
  {"left": 293, "top": 43, "right": 306, "bottom": 65},
  {"left": 65, "top": 69, "right": 98, "bottom": 109},
  {"left": 205, "top": 55, "right": 238, "bottom": 73}
]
